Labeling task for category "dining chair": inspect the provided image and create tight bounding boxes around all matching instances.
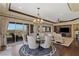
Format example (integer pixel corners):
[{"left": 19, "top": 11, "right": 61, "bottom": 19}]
[
  {"left": 39, "top": 33, "right": 45, "bottom": 40},
  {"left": 55, "top": 34, "right": 63, "bottom": 43},
  {"left": 53, "top": 32, "right": 63, "bottom": 44},
  {"left": 27, "top": 35, "right": 39, "bottom": 49},
  {"left": 22, "top": 34, "right": 27, "bottom": 45},
  {"left": 40, "top": 35, "right": 51, "bottom": 48}
]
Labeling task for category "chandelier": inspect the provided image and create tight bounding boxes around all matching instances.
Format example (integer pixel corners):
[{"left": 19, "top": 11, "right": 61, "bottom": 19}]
[{"left": 33, "top": 8, "right": 44, "bottom": 23}]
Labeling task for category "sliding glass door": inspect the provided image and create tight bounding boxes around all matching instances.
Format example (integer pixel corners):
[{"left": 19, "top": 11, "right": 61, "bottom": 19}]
[{"left": 7, "top": 22, "right": 29, "bottom": 44}]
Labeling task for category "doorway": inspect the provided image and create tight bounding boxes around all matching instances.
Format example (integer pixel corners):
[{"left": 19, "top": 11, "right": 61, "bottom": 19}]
[{"left": 6, "top": 22, "right": 29, "bottom": 44}]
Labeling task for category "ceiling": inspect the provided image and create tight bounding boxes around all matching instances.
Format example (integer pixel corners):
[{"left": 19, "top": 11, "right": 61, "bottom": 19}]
[
  {"left": 1, "top": 3, "right": 79, "bottom": 22},
  {"left": 69, "top": 3, "right": 79, "bottom": 11}
]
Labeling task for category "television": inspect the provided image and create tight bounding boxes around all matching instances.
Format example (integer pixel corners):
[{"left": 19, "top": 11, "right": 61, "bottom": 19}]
[{"left": 60, "top": 27, "right": 69, "bottom": 33}]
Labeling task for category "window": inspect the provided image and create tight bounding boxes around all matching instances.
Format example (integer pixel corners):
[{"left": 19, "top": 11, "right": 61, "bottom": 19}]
[
  {"left": 43, "top": 26, "right": 51, "bottom": 32},
  {"left": 7, "top": 22, "right": 29, "bottom": 44},
  {"left": 8, "top": 23, "right": 16, "bottom": 30},
  {"left": 8, "top": 22, "right": 27, "bottom": 31}
]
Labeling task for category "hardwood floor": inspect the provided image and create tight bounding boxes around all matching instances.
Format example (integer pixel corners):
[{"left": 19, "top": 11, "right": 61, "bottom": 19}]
[{"left": 54, "top": 39, "right": 79, "bottom": 56}]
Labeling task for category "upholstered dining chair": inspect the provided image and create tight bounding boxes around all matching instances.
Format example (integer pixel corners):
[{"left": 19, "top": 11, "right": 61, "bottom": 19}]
[
  {"left": 52, "top": 32, "right": 57, "bottom": 41},
  {"left": 22, "top": 34, "right": 27, "bottom": 45},
  {"left": 47, "top": 33, "right": 53, "bottom": 40},
  {"left": 40, "top": 35, "right": 51, "bottom": 48},
  {"left": 27, "top": 35, "right": 39, "bottom": 49},
  {"left": 55, "top": 34, "right": 63, "bottom": 43},
  {"left": 53, "top": 32, "right": 63, "bottom": 44},
  {"left": 47, "top": 33, "right": 52, "bottom": 36},
  {"left": 39, "top": 33, "right": 45, "bottom": 40}
]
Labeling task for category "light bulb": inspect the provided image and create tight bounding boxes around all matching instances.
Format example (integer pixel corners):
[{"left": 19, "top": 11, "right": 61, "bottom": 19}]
[
  {"left": 41, "top": 19, "right": 44, "bottom": 23},
  {"left": 37, "top": 19, "right": 40, "bottom": 22},
  {"left": 33, "top": 19, "right": 36, "bottom": 22}
]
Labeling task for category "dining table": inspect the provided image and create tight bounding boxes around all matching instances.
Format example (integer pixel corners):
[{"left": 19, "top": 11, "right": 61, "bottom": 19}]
[{"left": 36, "top": 35, "right": 45, "bottom": 49}]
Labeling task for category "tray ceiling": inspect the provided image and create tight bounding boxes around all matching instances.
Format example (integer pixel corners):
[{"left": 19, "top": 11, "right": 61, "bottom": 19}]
[{"left": 2, "top": 3, "right": 79, "bottom": 22}]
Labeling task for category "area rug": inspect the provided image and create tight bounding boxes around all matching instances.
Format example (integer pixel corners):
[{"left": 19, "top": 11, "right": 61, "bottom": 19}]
[{"left": 19, "top": 45, "right": 56, "bottom": 56}]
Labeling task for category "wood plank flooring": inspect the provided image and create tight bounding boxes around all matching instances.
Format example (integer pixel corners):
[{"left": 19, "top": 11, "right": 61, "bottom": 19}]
[{"left": 54, "top": 39, "right": 79, "bottom": 56}]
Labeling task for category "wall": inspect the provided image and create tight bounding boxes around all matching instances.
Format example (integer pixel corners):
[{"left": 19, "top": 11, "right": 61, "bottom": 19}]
[
  {"left": 53, "top": 20, "right": 79, "bottom": 25},
  {"left": 8, "top": 17, "right": 53, "bottom": 33},
  {"left": 53, "top": 19, "right": 79, "bottom": 44},
  {"left": 0, "top": 15, "right": 53, "bottom": 48}
]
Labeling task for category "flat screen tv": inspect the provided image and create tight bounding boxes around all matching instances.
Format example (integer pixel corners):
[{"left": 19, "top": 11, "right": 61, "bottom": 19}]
[{"left": 60, "top": 27, "right": 69, "bottom": 33}]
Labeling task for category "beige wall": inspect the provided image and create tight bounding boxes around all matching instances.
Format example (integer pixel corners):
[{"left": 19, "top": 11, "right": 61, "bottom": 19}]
[
  {"left": 53, "top": 19, "right": 79, "bottom": 42},
  {"left": 0, "top": 15, "right": 53, "bottom": 47},
  {"left": 8, "top": 17, "right": 53, "bottom": 33},
  {"left": 53, "top": 20, "right": 79, "bottom": 26}
]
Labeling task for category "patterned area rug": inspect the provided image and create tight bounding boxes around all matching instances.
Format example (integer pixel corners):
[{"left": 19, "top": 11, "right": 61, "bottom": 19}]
[{"left": 19, "top": 45, "right": 56, "bottom": 56}]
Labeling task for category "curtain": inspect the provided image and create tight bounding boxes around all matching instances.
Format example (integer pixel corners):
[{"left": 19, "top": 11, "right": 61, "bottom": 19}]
[{"left": 0, "top": 16, "right": 9, "bottom": 47}]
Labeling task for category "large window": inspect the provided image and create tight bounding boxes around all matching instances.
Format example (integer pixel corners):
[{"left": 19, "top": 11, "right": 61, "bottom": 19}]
[
  {"left": 7, "top": 22, "right": 29, "bottom": 44},
  {"left": 8, "top": 23, "right": 15, "bottom": 30},
  {"left": 7, "top": 22, "right": 34, "bottom": 44},
  {"left": 42, "top": 26, "right": 51, "bottom": 32},
  {"left": 8, "top": 22, "right": 27, "bottom": 31}
]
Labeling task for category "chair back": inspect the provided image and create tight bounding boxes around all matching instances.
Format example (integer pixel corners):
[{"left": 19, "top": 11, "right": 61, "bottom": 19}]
[
  {"left": 27, "top": 35, "right": 39, "bottom": 49},
  {"left": 39, "top": 33, "right": 45, "bottom": 40},
  {"left": 53, "top": 32, "right": 63, "bottom": 43},
  {"left": 40, "top": 35, "right": 51, "bottom": 48},
  {"left": 22, "top": 34, "right": 27, "bottom": 44},
  {"left": 56, "top": 34, "right": 63, "bottom": 43}
]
